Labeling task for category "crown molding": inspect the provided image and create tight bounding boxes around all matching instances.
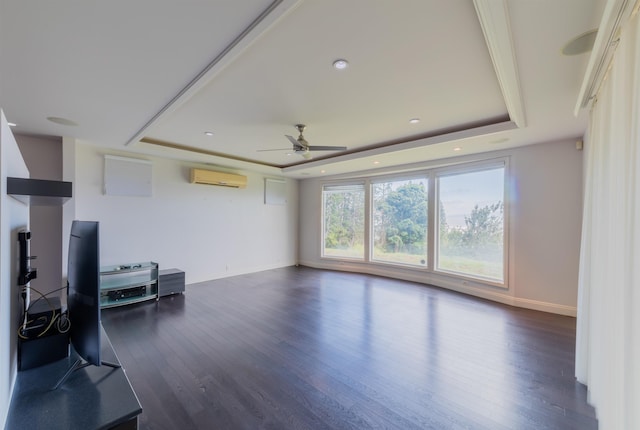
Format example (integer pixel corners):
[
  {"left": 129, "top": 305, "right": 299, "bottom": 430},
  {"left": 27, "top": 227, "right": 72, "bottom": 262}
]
[{"left": 473, "top": 0, "right": 526, "bottom": 128}]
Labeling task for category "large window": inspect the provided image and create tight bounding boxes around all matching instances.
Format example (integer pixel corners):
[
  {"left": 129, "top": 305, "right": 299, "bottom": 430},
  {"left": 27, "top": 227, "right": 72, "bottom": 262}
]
[
  {"left": 320, "top": 160, "right": 507, "bottom": 286},
  {"left": 371, "top": 178, "right": 428, "bottom": 266},
  {"left": 437, "top": 166, "right": 505, "bottom": 282},
  {"left": 322, "top": 184, "right": 365, "bottom": 259}
]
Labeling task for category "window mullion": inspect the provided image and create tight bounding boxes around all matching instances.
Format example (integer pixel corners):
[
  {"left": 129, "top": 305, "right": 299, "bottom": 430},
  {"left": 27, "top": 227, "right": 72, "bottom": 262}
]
[
  {"left": 427, "top": 171, "right": 437, "bottom": 271},
  {"left": 364, "top": 179, "right": 371, "bottom": 263}
]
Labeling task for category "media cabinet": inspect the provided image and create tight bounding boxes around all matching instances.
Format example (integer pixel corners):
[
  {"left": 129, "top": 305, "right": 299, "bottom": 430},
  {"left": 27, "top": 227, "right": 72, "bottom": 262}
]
[{"left": 100, "top": 261, "right": 158, "bottom": 308}]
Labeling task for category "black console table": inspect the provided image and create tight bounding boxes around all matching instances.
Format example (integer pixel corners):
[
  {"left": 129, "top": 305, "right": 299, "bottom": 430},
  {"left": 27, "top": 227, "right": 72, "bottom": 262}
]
[
  {"left": 158, "top": 268, "right": 185, "bottom": 297},
  {"left": 6, "top": 326, "right": 141, "bottom": 430}
]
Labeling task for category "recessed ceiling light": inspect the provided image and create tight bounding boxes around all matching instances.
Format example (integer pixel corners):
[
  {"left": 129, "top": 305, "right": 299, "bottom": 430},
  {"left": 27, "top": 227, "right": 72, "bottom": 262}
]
[
  {"left": 320, "top": 170, "right": 326, "bottom": 173},
  {"left": 373, "top": 161, "right": 380, "bottom": 165},
  {"left": 8, "top": 122, "right": 17, "bottom": 127},
  {"left": 453, "top": 147, "right": 462, "bottom": 151},
  {"left": 332, "top": 59, "right": 349, "bottom": 70},
  {"left": 409, "top": 118, "right": 420, "bottom": 124},
  {"left": 204, "top": 131, "right": 214, "bottom": 136},
  {"left": 46, "top": 116, "right": 78, "bottom": 126}
]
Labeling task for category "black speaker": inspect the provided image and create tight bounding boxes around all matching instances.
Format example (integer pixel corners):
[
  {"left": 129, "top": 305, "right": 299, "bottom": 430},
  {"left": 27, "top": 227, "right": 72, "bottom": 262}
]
[{"left": 19, "top": 331, "right": 69, "bottom": 371}]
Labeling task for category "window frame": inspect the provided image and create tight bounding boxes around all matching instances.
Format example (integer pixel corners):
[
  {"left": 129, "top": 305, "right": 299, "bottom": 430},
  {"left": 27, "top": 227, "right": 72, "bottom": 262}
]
[
  {"left": 321, "top": 181, "right": 367, "bottom": 261},
  {"left": 434, "top": 159, "right": 509, "bottom": 287}
]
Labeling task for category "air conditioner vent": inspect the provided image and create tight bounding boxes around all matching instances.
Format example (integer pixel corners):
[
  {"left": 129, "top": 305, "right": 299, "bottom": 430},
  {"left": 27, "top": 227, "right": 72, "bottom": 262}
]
[{"left": 190, "top": 168, "right": 247, "bottom": 188}]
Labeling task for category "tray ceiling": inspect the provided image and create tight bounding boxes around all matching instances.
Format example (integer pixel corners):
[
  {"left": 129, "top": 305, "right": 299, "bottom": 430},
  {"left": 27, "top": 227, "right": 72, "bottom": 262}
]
[{"left": 0, "top": 0, "right": 605, "bottom": 177}]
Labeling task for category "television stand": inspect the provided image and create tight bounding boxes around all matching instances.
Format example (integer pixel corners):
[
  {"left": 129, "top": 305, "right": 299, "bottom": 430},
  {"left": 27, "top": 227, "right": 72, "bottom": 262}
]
[
  {"left": 100, "top": 261, "right": 159, "bottom": 308},
  {"left": 53, "top": 357, "right": 120, "bottom": 390}
]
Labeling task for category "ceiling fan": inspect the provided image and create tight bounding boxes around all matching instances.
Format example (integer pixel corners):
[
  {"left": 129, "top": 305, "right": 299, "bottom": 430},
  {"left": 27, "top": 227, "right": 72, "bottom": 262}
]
[{"left": 259, "top": 124, "right": 347, "bottom": 159}]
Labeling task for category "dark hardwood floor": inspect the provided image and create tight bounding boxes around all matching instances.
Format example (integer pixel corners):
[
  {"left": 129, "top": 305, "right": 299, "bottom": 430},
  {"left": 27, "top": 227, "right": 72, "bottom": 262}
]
[{"left": 101, "top": 266, "right": 598, "bottom": 430}]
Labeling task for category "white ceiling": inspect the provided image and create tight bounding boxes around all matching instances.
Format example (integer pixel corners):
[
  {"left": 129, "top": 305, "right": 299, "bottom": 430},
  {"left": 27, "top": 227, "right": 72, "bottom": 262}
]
[{"left": 0, "top": 0, "right": 605, "bottom": 178}]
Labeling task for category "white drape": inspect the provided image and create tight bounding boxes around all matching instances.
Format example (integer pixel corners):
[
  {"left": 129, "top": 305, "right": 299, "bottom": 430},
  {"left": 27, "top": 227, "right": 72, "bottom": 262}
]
[{"left": 576, "top": 8, "right": 640, "bottom": 430}]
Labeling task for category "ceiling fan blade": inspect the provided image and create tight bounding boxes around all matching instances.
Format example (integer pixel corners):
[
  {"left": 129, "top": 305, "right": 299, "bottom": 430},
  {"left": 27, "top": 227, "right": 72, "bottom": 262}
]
[
  {"left": 307, "top": 145, "right": 347, "bottom": 151},
  {"left": 285, "top": 135, "right": 304, "bottom": 150}
]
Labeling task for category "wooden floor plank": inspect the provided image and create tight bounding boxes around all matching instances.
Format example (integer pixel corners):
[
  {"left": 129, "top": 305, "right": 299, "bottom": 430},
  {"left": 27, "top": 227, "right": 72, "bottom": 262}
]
[{"left": 102, "top": 266, "right": 598, "bottom": 430}]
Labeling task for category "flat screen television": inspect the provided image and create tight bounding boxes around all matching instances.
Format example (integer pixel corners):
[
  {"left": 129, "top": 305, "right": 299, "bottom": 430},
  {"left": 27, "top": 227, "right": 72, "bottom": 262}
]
[
  {"left": 55, "top": 220, "right": 118, "bottom": 389},
  {"left": 68, "top": 220, "right": 101, "bottom": 365}
]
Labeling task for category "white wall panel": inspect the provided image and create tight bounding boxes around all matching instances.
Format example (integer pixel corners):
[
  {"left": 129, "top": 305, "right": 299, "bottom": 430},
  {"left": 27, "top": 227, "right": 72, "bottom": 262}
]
[{"left": 104, "top": 155, "right": 152, "bottom": 197}]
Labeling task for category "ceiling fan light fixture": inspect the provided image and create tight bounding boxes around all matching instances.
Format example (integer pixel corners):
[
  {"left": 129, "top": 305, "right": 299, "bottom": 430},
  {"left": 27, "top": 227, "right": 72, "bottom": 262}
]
[
  {"left": 332, "top": 59, "right": 349, "bottom": 70},
  {"left": 280, "top": 124, "right": 346, "bottom": 159}
]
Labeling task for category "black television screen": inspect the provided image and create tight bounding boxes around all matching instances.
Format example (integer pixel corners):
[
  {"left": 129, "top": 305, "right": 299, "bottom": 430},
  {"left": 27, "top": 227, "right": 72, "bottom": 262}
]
[
  {"left": 67, "top": 220, "right": 101, "bottom": 366},
  {"left": 55, "top": 220, "right": 119, "bottom": 389}
]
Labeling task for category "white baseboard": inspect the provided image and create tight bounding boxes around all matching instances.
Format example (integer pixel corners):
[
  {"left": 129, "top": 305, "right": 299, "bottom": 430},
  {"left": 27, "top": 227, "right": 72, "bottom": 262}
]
[
  {"left": 511, "top": 297, "right": 576, "bottom": 317},
  {"left": 189, "top": 261, "right": 297, "bottom": 284}
]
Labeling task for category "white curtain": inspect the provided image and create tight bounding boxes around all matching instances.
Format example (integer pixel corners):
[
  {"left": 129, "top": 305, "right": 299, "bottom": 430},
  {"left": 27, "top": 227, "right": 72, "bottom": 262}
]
[{"left": 576, "top": 8, "right": 640, "bottom": 430}]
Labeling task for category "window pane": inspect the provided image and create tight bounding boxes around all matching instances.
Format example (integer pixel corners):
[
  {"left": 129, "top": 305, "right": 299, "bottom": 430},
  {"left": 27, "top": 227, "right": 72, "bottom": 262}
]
[
  {"left": 372, "top": 178, "right": 428, "bottom": 266},
  {"left": 437, "top": 168, "right": 504, "bottom": 282},
  {"left": 322, "top": 184, "right": 365, "bottom": 259}
]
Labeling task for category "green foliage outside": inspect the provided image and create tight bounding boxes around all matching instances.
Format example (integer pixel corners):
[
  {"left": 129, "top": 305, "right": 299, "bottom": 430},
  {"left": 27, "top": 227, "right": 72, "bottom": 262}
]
[
  {"left": 439, "top": 201, "right": 504, "bottom": 280},
  {"left": 323, "top": 188, "right": 365, "bottom": 257},
  {"left": 372, "top": 182, "right": 427, "bottom": 261},
  {"left": 323, "top": 182, "right": 504, "bottom": 281},
  {"left": 437, "top": 255, "right": 503, "bottom": 279}
]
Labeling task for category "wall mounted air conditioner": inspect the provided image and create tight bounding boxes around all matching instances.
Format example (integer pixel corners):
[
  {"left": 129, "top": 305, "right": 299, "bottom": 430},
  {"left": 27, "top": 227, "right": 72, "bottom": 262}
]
[{"left": 190, "top": 168, "right": 247, "bottom": 188}]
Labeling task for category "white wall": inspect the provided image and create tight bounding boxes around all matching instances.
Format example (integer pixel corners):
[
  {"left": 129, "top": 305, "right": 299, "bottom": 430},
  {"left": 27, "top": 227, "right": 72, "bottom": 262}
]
[
  {"left": 509, "top": 140, "right": 583, "bottom": 308},
  {"left": 0, "top": 112, "right": 30, "bottom": 428},
  {"left": 71, "top": 143, "right": 298, "bottom": 284},
  {"left": 299, "top": 139, "right": 583, "bottom": 315}
]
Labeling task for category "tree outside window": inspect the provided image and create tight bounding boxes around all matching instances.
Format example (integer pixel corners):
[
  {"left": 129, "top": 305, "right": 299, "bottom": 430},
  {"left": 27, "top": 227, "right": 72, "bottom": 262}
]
[
  {"left": 372, "top": 179, "right": 428, "bottom": 266},
  {"left": 322, "top": 184, "right": 365, "bottom": 259}
]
